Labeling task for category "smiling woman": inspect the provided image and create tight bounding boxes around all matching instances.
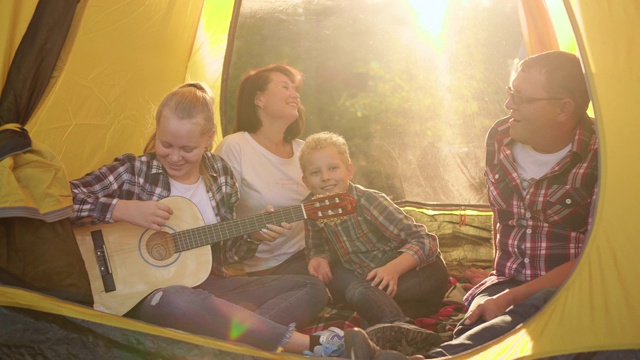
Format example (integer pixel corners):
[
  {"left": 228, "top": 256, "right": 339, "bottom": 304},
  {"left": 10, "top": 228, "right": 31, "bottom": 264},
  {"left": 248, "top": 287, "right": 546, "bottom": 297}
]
[{"left": 215, "top": 64, "right": 311, "bottom": 277}]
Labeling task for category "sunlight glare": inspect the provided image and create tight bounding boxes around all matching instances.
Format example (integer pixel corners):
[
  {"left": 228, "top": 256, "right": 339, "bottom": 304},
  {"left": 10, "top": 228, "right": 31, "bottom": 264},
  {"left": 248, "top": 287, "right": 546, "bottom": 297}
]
[
  {"left": 405, "top": 0, "right": 449, "bottom": 38},
  {"left": 229, "top": 317, "right": 250, "bottom": 340},
  {"left": 544, "top": 0, "right": 578, "bottom": 53}
]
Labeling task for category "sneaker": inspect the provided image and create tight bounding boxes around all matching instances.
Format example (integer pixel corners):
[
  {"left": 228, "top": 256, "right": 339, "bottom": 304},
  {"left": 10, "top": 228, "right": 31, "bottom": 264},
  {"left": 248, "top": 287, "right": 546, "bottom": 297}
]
[
  {"left": 304, "top": 327, "right": 346, "bottom": 357},
  {"left": 345, "top": 328, "right": 379, "bottom": 359},
  {"left": 373, "top": 351, "right": 412, "bottom": 360},
  {"left": 365, "top": 322, "right": 442, "bottom": 356}
]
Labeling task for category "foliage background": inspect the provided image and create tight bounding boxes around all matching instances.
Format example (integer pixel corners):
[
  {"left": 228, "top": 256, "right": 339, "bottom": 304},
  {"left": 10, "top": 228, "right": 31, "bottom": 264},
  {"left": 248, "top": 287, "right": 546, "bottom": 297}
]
[{"left": 222, "top": 0, "right": 524, "bottom": 204}]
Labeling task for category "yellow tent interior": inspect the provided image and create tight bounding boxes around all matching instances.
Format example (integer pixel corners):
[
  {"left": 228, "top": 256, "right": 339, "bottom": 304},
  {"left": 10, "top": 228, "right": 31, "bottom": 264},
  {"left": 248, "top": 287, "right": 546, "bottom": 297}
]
[{"left": 1, "top": 0, "right": 639, "bottom": 358}]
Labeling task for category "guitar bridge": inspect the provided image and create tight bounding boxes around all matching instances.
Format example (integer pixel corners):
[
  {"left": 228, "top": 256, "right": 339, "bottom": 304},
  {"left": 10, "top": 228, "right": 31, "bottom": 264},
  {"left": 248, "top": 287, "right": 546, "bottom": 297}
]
[{"left": 90, "top": 230, "right": 116, "bottom": 293}]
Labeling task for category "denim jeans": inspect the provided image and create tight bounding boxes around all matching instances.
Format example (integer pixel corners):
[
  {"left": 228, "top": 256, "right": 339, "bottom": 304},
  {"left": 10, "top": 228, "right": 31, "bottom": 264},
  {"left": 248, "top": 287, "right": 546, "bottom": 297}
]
[
  {"left": 126, "top": 274, "right": 327, "bottom": 351},
  {"left": 425, "top": 281, "right": 557, "bottom": 358},
  {"left": 327, "top": 257, "right": 449, "bottom": 327},
  {"left": 246, "top": 249, "right": 310, "bottom": 277}
]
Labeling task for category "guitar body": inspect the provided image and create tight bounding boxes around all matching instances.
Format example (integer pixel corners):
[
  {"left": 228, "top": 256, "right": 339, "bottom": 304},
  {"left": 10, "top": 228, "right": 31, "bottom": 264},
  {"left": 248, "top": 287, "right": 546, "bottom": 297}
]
[{"left": 74, "top": 197, "right": 212, "bottom": 315}]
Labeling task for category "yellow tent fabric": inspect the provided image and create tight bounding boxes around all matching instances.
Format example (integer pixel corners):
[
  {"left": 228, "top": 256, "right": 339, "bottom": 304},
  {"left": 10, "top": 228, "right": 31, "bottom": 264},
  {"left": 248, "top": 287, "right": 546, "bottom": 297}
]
[
  {"left": 0, "top": 133, "right": 72, "bottom": 221},
  {"left": 1, "top": 0, "right": 639, "bottom": 358},
  {"left": 23, "top": 0, "right": 232, "bottom": 181}
]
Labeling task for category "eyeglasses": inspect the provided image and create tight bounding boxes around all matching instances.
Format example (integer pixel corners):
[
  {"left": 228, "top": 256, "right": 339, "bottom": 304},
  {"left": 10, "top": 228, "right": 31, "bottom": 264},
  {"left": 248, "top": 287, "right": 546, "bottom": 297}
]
[{"left": 506, "top": 86, "right": 564, "bottom": 106}]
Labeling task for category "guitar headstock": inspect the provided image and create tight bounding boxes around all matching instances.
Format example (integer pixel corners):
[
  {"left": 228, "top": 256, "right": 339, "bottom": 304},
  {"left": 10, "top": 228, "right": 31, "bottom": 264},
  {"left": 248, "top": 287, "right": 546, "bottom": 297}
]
[{"left": 303, "top": 192, "right": 357, "bottom": 224}]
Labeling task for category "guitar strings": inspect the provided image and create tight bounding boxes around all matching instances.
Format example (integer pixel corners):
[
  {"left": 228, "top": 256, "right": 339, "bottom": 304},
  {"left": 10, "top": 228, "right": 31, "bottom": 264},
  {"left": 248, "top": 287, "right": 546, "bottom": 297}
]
[{"left": 173, "top": 207, "right": 304, "bottom": 251}]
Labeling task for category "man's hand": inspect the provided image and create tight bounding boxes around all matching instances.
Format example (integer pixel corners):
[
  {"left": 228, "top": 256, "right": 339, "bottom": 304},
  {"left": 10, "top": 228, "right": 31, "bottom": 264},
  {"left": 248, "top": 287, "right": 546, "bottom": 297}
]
[
  {"left": 464, "top": 260, "right": 578, "bottom": 325},
  {"left": 462, "top": 267, "right": 491, "bottom": 291},
  {"left": 464, "top": 289, "right": 515, "bottom": 324}
]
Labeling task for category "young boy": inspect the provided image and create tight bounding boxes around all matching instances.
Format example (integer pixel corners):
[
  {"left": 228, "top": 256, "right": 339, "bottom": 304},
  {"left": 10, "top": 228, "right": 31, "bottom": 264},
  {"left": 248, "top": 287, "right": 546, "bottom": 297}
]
[{"left": 299, "top": 131, "right": 450, "bottom": 355}]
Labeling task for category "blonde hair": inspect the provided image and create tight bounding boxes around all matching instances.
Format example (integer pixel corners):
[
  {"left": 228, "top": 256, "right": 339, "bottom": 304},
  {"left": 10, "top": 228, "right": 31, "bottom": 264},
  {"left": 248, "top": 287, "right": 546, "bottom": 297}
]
[
  {"left": 299, "top": 131, "right": 351, "bottom": 173},
  {"left": 143, "top": 82, "right": 216, "bottom": 188}
]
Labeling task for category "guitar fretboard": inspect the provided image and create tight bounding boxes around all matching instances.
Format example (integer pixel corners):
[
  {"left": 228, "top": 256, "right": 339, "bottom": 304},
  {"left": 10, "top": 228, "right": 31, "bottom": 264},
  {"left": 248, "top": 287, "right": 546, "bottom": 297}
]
[{"left": 172, "top": 205, "right": 306, "bottom": 252}]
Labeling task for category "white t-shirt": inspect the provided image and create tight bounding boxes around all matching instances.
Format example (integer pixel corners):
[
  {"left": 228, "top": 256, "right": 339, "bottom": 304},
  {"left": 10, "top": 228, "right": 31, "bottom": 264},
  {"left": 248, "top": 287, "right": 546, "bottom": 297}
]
[
  {"left": 168, "top": 177, "right": 219, "bottom": 225},
  {"left": 214, "top": 132, "right": 308, "bottom": 272},
  {"left": 513, "top": 142, "right": 571, "bottom": 193}
]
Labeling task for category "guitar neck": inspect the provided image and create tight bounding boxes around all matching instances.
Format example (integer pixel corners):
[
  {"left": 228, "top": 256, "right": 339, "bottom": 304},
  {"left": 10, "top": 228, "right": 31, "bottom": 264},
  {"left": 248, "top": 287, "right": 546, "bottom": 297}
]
[{"left": 173, "top": 204, "right": 306, "bottom": 252}]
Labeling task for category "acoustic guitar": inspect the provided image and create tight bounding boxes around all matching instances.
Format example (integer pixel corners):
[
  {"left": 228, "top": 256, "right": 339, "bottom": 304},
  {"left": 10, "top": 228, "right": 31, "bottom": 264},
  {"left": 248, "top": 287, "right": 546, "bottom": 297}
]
[{"left": 74, "top": 193, "right": 356, "bottom": 315}]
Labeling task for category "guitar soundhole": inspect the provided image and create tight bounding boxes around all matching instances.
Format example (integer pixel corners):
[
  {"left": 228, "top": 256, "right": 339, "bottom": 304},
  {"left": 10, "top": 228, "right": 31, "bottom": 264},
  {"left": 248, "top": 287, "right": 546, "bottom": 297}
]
[{"left": 146, "top": 231, "right": 176, "bottom": 261}]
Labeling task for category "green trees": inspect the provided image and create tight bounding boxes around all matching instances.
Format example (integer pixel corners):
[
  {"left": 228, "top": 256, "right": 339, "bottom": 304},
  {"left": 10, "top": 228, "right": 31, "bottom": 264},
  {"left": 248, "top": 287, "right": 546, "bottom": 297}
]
[{"left": 224, "top": 0, "right": 522, "bottom": 204}]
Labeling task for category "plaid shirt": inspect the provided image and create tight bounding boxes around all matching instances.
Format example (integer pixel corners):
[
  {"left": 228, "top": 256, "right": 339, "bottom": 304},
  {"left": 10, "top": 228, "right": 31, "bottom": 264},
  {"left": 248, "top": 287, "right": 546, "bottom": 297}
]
[
  {"left": 464, "top": 115, "right": 598, "bottom": 304},
  {"left": 304, "top": 183, "right": 443, "bottom": 279},
  {"left": 70, "top": 152, "right": 259, "bottom": 277}
]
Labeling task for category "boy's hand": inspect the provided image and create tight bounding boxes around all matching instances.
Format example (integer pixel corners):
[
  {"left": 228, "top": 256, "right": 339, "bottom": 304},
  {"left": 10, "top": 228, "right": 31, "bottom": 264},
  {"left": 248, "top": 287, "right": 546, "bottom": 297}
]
[
  {"left": 112, "top": 199, "right": 173, "bottom": 231},
  {"left": 249, "top": 205, "right": 292, "bottom": 242},
  {"left": 308, "top": 257, "right": 332, "bottom": 283},
  {"left": 367, "top": 263, "right": 403, "bottom": 298}
]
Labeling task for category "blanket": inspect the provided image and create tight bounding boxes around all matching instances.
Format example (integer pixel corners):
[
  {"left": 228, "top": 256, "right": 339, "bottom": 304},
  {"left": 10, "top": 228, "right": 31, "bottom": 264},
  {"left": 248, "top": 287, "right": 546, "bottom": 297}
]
[{"left": 299, "top": 277, "right": 468, "bottom": 343}]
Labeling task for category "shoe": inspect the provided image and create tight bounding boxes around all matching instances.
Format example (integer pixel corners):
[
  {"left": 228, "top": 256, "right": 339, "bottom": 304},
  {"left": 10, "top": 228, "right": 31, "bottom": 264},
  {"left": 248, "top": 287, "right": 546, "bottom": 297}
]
[
  {"left": 304, "top": 327, "right": 346, "bottom": 357},
  {"left": 365, "top": 322, "right": 442, "bottom": 356},
  {"left": 345, "top": 328, "right": 379, "bottom": 359},
  {"left": 345, "top": 328, "right": 413, "bottom": 360},
  {"left": 374, "top": 351, "right": 412, "bottom": 360}
]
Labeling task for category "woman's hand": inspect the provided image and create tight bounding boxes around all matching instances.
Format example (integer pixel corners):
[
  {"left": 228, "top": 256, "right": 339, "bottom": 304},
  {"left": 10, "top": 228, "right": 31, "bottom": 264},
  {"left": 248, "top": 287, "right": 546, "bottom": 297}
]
[
  {"left": 112, "top": 199, "right": 173, "bottom": 231},
  {"left": 248, "top": 205, "right": 292, "bottom": 242},
  {"left": 308, "top": 257, "right": 332, "bottom": 283}
]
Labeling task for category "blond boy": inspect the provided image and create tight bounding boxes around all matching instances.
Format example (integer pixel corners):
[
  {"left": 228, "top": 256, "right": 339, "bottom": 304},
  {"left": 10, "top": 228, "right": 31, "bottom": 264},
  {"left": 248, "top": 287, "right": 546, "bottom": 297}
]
[{"left": 299, "top": 131, "right": 449, "bottom": 354}]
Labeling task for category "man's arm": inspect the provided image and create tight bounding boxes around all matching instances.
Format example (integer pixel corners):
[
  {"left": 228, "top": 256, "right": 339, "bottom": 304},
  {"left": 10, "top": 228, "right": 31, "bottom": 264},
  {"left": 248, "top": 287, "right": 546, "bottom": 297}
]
[{"left": 465, "top": 259, "right": 577, "bottom": 324}]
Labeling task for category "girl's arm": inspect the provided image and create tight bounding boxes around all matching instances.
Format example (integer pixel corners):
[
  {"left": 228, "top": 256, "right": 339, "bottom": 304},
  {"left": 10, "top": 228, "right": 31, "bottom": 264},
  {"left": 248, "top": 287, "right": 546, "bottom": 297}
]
[{"left": 70, "top": 154, "right": 144, "bottom": 224}]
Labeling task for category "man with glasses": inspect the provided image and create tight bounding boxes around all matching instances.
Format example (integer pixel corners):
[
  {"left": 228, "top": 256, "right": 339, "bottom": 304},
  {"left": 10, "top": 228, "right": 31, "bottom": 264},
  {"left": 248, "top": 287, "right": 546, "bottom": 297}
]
[{"left": 344, "top": 50, "right": 598, "bottom": 359}]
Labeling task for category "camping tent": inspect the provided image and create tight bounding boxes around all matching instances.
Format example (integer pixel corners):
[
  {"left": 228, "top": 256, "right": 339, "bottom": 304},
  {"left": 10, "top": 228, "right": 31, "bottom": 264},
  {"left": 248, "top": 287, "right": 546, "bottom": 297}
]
[{"left": 1, "top": 0, "right": 639, "bottom": 358}]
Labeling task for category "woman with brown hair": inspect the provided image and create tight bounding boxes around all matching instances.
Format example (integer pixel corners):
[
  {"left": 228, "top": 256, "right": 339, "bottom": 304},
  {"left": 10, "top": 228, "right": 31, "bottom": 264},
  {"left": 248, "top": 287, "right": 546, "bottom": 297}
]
[{"left": 215, "top": 64, "right": 310, "bottom": 276}]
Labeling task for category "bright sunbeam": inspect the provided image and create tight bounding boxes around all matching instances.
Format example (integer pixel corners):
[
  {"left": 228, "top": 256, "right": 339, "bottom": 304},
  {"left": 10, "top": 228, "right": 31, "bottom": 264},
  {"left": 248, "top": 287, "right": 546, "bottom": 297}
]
[{"left": 405, "top": 0, "right": 449, "bottom": 38}]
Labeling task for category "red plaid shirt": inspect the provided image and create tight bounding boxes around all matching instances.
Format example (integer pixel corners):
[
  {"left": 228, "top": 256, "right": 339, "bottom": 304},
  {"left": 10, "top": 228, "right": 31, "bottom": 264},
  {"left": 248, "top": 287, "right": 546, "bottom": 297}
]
[
  {"left": 464, "top": 115, "right": 598, "bottom": 305},
  {"left": 304, "top": 183, "right": 442, "bottom": 279}
]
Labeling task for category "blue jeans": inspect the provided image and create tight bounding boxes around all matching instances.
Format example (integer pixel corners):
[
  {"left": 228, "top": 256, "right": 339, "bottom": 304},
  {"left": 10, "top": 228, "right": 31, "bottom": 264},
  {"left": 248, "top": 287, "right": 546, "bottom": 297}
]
[
  {"left": 126, "top": 274, "right": 327, "bottom": 351},
  {"left": 327, "top": 257, "right": 449, "bottom": 327},
  {"left": 425, "top": 281, "right": 557, "bottom": 358},
  {"left": 246, "top": 249, "right": 310, "bottom": 277}
]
